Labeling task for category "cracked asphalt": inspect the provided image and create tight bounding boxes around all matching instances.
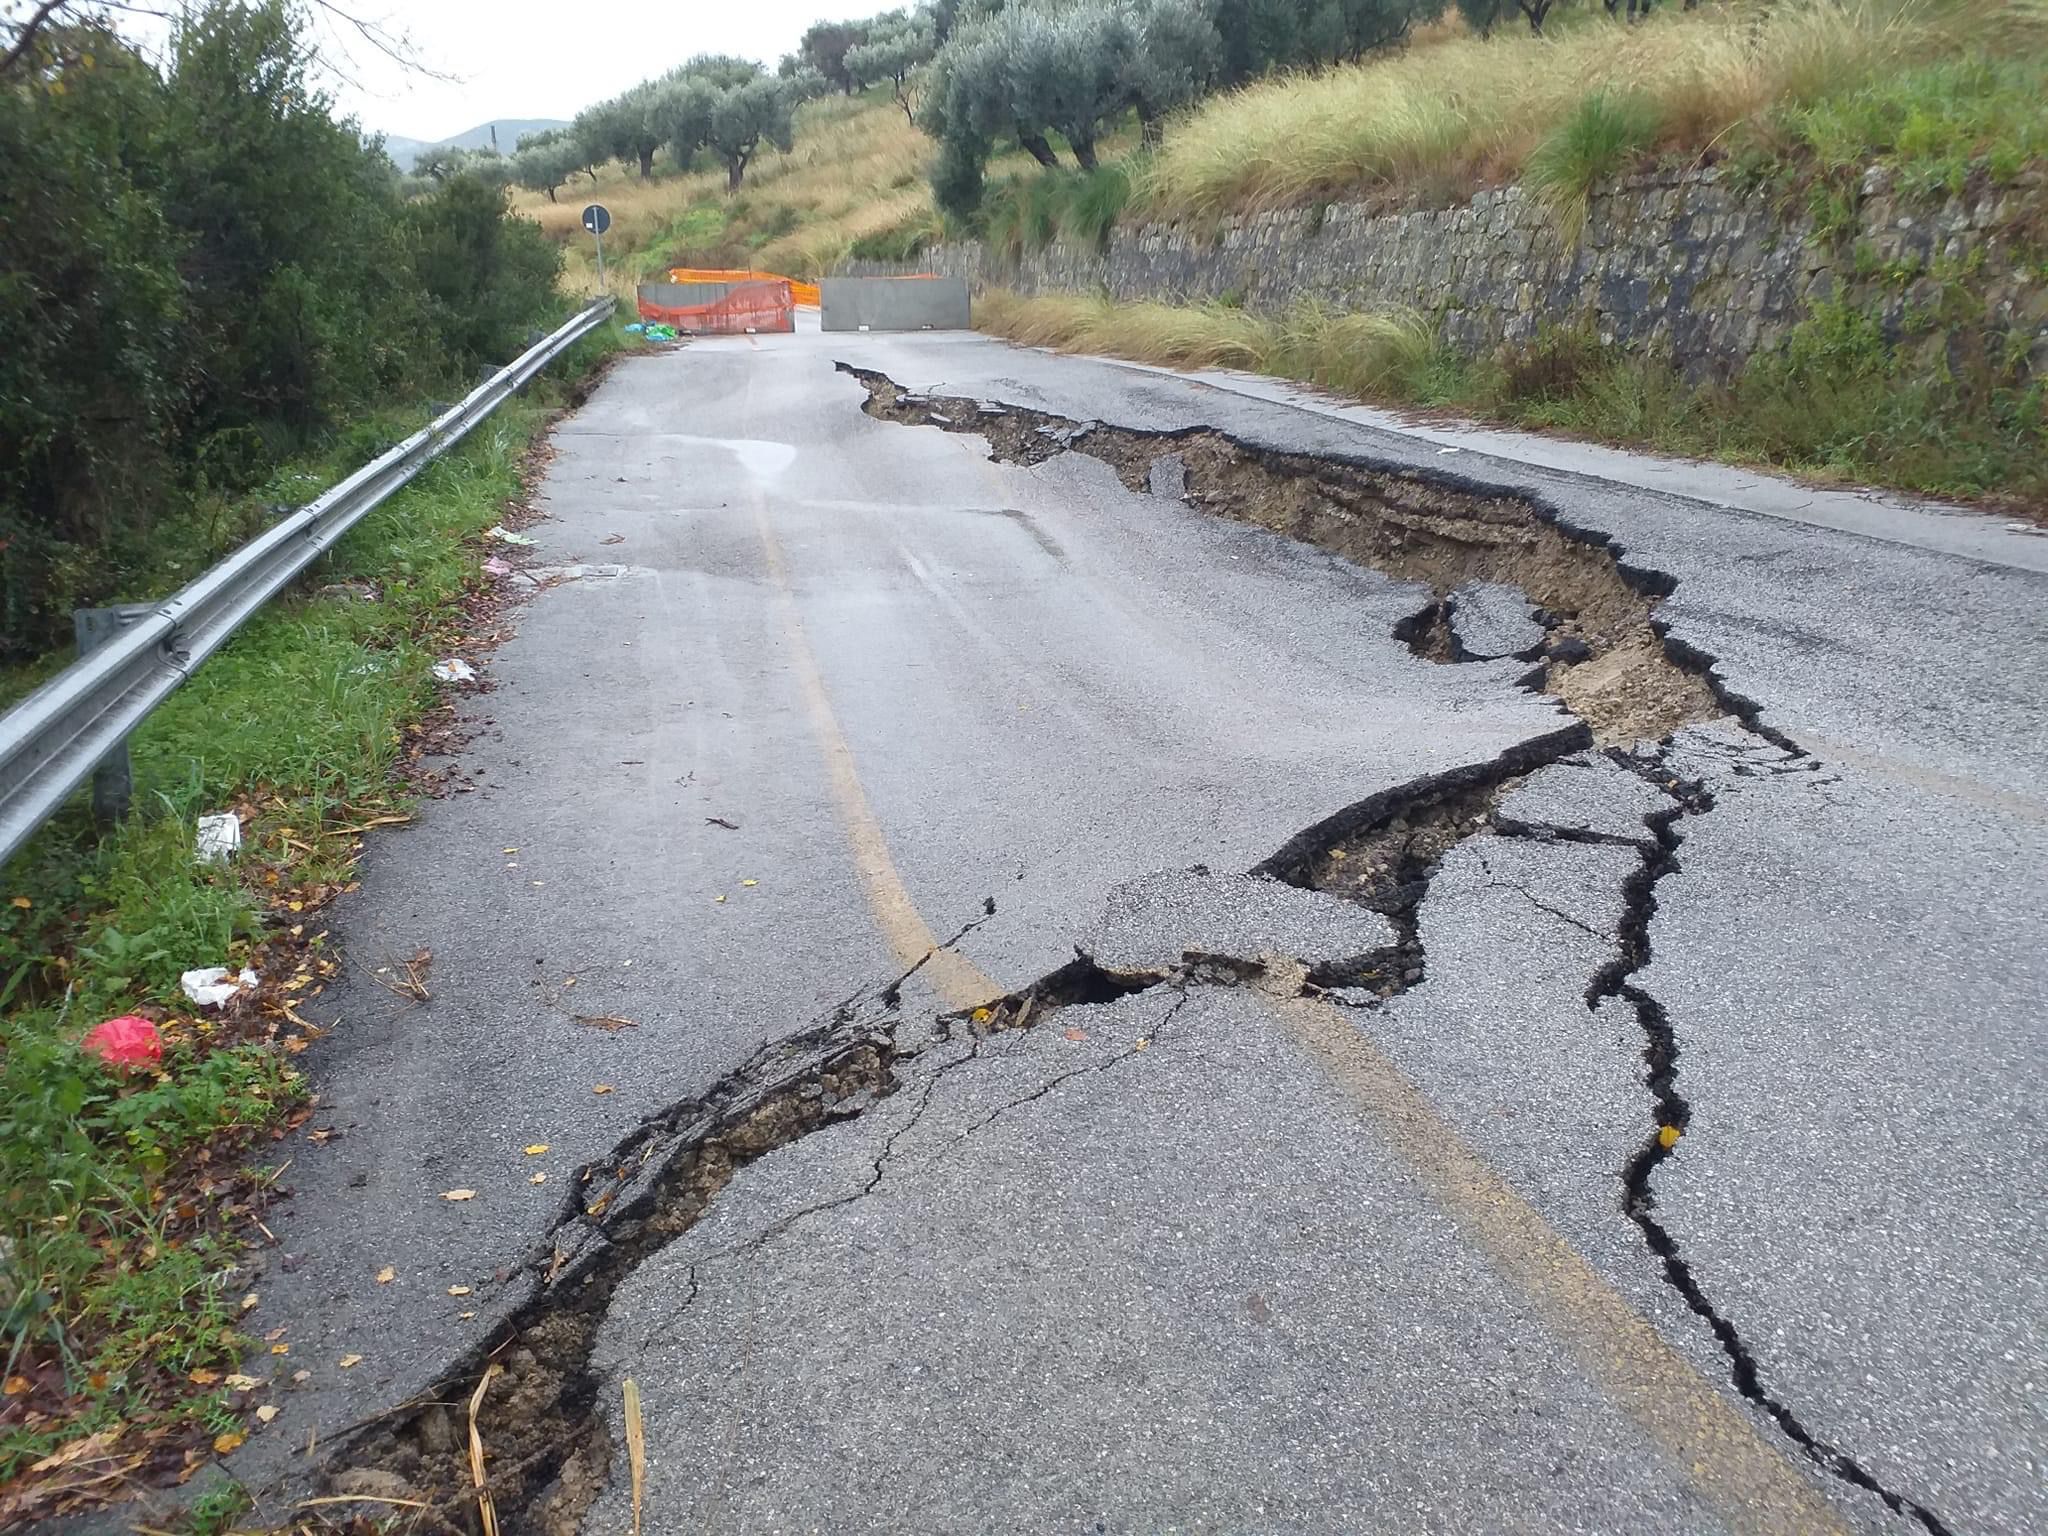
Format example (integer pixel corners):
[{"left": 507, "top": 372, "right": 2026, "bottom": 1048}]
[{"left": 215, "top": 322, "right": 2042, "bottom": 1536}]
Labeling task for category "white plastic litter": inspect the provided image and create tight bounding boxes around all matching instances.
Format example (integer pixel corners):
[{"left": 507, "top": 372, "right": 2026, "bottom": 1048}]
[
  {"left": 195, "top": 812, "right": 242, "bottom": 864},
  {"left": 181, "top": 967, "right": 259, "bottom": 1008},
  {"left": 432, "top": 658, "right": 477, "bottom": 683},
  {"left": 486, "top": 525, "right": 537, "bottom": 546},
  {"left": 482, "top": 555, "right": 513, "bottom": 576}
]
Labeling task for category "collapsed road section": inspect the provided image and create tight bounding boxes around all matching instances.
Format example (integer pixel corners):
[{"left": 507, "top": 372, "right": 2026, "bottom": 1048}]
[
  {"left": 305, "top": 372, "right": 1955, "bottom": 1535},
  {"left": 840, "top": 366, "right": 1955, "bottom": 1534}
]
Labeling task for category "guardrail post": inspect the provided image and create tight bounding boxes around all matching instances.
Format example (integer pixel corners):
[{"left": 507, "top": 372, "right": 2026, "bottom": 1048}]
[{"left": 71, "top": 605, "right": 149, "bottom": 823}]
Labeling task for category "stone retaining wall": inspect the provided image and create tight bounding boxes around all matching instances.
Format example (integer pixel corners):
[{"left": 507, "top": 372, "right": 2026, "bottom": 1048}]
[{"left": 844, "top": 165, "right": 2045, "bottom": 381}]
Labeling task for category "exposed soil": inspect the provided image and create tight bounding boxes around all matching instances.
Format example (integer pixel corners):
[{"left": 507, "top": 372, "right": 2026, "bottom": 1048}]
[{"left": 845, "top": 366, "right": 1727, "bottom": 746}]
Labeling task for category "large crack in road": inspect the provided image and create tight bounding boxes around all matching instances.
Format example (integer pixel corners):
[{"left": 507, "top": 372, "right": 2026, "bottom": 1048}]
[
  {"left": 839, "top": 366, "right": 1956, "bottom": 1534},
  {"left": 312, "top": 369, "right": 1955, "bottom": 1534}
]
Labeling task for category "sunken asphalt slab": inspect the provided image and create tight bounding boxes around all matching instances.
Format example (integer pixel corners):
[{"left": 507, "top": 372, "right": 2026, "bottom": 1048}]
[{"left": 203, "top": 324, "right": 2043, "bottom": 1536}]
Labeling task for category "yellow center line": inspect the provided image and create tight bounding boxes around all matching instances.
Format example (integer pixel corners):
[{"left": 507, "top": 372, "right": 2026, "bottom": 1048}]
[
  {"left": 1271, "top": 993, "right": 1851, "bottom": 1536},
  {"left": 748, "top": 488, "right": 998, "bottom": 1013}
]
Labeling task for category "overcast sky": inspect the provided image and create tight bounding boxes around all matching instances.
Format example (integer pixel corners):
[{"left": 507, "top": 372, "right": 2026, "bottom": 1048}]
[{"left": 120, "top": 0, "right": 835, "bottom": 142}]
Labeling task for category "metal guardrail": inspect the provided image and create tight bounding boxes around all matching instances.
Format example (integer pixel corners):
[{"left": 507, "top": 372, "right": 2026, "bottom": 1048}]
[{"left": 0, "top": 296, "right": 616, "bottom": 868}]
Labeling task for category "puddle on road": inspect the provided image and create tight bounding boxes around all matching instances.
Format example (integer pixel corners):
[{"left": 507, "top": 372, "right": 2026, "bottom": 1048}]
[{"left": 665, "top": 434, "right": 797, "bottom": 480}]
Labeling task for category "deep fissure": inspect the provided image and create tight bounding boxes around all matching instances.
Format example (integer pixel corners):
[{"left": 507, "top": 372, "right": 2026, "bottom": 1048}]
[
  {"left": 320, "top": 939, "right": 1223, "bottom": 1533},
  {"left": 1590, "top": 749, "right": 1958, "bottom": 1536},
  {"left": 312, "top": 374, "right": 1950, "bottom": 1534},
  {"left": 843, "top": 364, "right": 1955, "bottom": 1533},
  {"left": 837, "top": 361, "right": 1780, "bottom": 747}
]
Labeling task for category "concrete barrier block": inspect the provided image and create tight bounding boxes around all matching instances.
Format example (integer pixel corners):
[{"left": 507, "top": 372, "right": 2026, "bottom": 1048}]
[{"left": 820, "top": 276, "right": 971, "bottom": 332}]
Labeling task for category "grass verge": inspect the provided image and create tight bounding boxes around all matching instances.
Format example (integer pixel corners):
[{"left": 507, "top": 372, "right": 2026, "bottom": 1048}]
[
  {"left": 1135, "top": 0, "right": 2007, "bottom": 225},
  {"left": 0, "top": 322, "right": 628, "bottom": 1519},
  {"left": 974, "top": 288, "right": 2046, "bottom": 507}
]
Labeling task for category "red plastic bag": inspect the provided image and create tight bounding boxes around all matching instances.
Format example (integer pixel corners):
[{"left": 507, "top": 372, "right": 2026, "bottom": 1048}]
[{"left": 81, "top": 1015, "right": 163, "bottom": 1070}]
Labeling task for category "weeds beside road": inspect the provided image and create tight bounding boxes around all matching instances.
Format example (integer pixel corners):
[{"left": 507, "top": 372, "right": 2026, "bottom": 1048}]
[
  {"left": 0, "top": 328, "right": 625, "bottom": 1517},
  {"left": 974, "top": 287, "right": 2047, "bottom": 509}
]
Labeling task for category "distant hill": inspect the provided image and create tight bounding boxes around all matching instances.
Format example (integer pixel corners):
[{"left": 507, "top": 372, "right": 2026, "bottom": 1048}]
[{"left": 378, "top": 118, "right": 569, "bottom": 172}]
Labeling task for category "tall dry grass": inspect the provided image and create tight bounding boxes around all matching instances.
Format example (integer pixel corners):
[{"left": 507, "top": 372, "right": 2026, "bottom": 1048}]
[
  {"left": 1138, "top": 0, "right": 2000, "bottom": 222},
  {"left": 975, "top": 289, "right": 1439, "bottom": 399},
  {"left": 512, "top": 93, "right": 945, "bottom": 290}
]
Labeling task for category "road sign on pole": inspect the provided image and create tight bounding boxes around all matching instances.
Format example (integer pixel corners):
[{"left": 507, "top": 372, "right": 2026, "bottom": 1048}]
[{"left": 582, "top": 203, "right": 611, "bottom": 292}]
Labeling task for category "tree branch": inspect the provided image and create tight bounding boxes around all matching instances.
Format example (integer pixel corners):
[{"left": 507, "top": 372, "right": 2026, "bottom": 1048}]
[{"left": 0, "top": 0, "right": 76, "bottom": 79}]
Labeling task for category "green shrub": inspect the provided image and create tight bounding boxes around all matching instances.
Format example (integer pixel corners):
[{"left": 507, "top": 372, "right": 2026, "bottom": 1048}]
[
  {"left": 0, "top": 2, "right": 566, "bottom": 664},
  {"left": 1525, "top": 91, "right": 1664, "bottom": 239},
  {"left": 981, "top": 163, "right": 1136, "bottom": 257},
  {"left": 407, "top": 175, "right": 565, "bottom": 368}
]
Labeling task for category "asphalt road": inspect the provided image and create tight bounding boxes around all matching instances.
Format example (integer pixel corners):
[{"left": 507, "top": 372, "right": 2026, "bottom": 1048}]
[{"left": 217, "top": 322, "right": 2042, "bottom": 1536}]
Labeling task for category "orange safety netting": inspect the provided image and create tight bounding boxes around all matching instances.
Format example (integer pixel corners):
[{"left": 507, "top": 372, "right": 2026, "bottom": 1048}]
[
  {"left": 668, "top": 267, "right": 821, "bottom": 308},
  {"left": 639, "top": 279, "right": 795, "bottom": 335}
]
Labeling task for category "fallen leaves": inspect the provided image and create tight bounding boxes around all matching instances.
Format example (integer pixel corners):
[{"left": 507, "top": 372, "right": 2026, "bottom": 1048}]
[
  {"left": 592, "top": 1084, "right": 614, "bottom": 1095},
  {"left": 376, "top": 1266, "right": 396, "bottom": 1284},
  {"left": 239, "top": 1292, "right": 260, "bottom": 1312},
  {"left": 186, "top": 1368, "right": 221, "bottom": 1387},
  {"left": 447, "top": 1285, "right": 472, "bottom": 1296},
  {"left": 1658, "top": 1124, "right": 1683, "bottom": 1149},
  {"left": 1063, "top": 1027, "right": 1089, "bottom": 1042},
  {"left": 254, "top": 1405, "right": 279, "bottom": 1424},
  {"left": 442, "top": 1189, "right": 477, "bottom": 1202},
  {"left": 2, "top": 1376, "right": 30, "bottom": 1396},
  {"left": 529, "top": 1173, "right": 547, "bottom": 1185},
  {"left": 524, "top": 1144, "right": 550, "bottom": 1156},
  {"left": 212, "top": 1431, "right": 244, "bottom": 1455},
  {"left": 28, "top": 1426, "right": 123, "bottom": 1473},
  {"left": 224, "top": 1373, "right": 261, "bottom": 1391},
  {"left": 338, "top": 1355, "right": 363, "bottom": 1370}
]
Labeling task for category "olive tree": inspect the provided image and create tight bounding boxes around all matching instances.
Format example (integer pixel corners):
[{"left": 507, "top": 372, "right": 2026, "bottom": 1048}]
[
  {"left": 513, "top": 128, "right": 582, "bottom": 201},
  {"left": 798, "top": 19, "right": 869, "bottom": 92},
  {"left": 574, "top": 80, "right": 667, "bottom": 178},
  {"left": 1122, "top": 0, "right": 1220, "bottom": 144},
  {"left": 658, "top": 58, "right": 812, "bottom": 193},
  {"left": 921, "top": 0, "right": 1223, "bottom": 210},
  {"left": 846, "top": 6, "right": 937, "bottom": 122},
  {"left": 415, "top": 144, "right": 511, "bottom": 188}
]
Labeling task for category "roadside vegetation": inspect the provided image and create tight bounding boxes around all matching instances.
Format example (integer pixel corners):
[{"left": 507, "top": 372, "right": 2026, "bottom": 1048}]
[
  {"left": 0, "top": 0, "right": 565, "bottom": 666},
  {"left": 0, "top": 1, "right": 626, "bottom": 1508},
  {"left": 1132, "top": 0, "right": 2005, "bottom": 223},
  {"left": 517, "top": 0, "right": 2040, "bottom": 329},
  {"left": 975, "top": 287, "right": 2047, "bottom": 503},
  {"left": 0, "top": 378, "right": 617, "bottom": 1510},
  {"left": 894, "top": 0, "right": 2040, "bottom": 504}
]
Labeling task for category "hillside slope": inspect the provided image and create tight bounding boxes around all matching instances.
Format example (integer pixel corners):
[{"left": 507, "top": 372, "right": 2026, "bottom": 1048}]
[{"left": 513, "top": 94, "right": 938, "bottom": 296}]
